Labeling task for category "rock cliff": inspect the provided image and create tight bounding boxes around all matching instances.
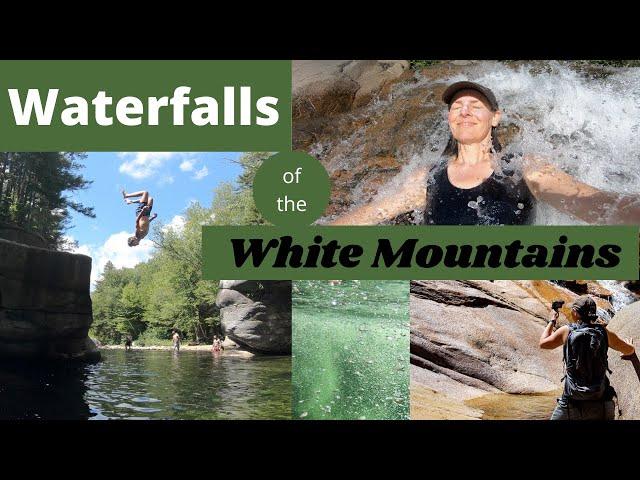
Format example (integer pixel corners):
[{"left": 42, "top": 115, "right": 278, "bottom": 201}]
[{"left": 0, "top": 227, "right": 99, "bottom": 362}]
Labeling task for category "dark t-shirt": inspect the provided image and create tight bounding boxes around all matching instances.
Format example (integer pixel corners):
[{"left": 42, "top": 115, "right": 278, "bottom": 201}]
[{"left": 423, "top": 154, "right": 536, "bottom": 225}]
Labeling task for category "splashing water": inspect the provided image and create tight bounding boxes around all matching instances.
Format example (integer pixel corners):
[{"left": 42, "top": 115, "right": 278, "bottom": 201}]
[{"left": 598, "top": 280, "right": 639, "bottom": 313}]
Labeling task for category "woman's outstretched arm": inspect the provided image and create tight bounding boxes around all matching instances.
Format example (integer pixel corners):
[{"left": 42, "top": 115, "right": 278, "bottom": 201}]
[
  {"left": 327, "top": 166, "right": 428, "bottom": 225},
  {"left": 523, "top": 157, "right": 640, "bottom": 224}
]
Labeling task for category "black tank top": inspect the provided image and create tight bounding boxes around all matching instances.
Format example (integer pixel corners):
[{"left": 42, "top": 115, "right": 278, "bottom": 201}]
[{"left": 423, "top": 154, "right": 536, "bottom": 225}]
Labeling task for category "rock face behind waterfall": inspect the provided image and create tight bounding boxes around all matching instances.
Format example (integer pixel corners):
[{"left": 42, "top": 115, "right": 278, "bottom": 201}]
[
  {"left": 607, "top": 301, "right": 640, "bottom": 419},
  {"left": 216, "top": 280, "right": 291, "bottom": 354},
  {"left": 0, "top": 227, "right": 99, "bottom": 362}
]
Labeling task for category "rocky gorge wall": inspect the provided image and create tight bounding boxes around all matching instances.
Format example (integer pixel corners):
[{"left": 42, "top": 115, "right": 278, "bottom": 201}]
[
  {"left": 410, "top": 280, "right": 639, "bottom": 419},
  {"left": 607, "top": 301, "right": 640, "bottom": 419},
  {"left": 0, "top": 228, "right": 99, "bottom": 362}
]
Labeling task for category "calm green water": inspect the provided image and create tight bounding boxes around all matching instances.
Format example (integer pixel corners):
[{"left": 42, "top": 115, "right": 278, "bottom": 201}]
[
  {"left": 0, "top": 350, "right": 291, "bottom": 420},
  {"left": 293, "top": 280, "right": 409, "bottom": 420}
]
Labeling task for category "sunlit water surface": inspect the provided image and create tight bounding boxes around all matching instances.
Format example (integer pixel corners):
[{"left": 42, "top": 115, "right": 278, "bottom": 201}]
[{"left": 0, "top": 350, "right": 291, "bottom": 420}]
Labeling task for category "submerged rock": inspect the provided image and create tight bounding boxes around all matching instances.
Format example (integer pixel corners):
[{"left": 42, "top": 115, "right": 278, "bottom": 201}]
[
  {"left": 0, "top": 235, "right": 100, "bottom": 362},
  {"left": 216, "top": 280, "right": 291, "bottom": 354}
]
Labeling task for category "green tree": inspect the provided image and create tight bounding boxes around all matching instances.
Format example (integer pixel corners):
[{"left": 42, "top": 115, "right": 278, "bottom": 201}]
[
  {"left": 0, "top": 152, "right": 94, "bottom": 249},
  {"left": 90, "top": 152, "right": 269, "bottom": 344}
]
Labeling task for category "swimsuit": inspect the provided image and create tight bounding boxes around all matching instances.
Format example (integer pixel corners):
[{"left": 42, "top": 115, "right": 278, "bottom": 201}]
[
  {"left": 423, "top": 154, "right": 536, "bottom": 225},
  {"left": 136, "top": 201, "right": 152, "bottom": 218}
]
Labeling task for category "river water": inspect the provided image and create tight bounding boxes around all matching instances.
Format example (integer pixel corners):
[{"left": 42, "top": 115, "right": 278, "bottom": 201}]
[
  {"left": 0, "top": 350, "right": 291, "bottom": 420},
  {"left": 293, "top": 280, "right": 409, "bottom": 420}
]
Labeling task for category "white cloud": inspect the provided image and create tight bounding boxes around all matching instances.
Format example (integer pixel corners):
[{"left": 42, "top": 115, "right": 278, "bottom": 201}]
[
  {"left": 158, "top": 175, "right": 174, "bottom": 186},
  {"left": 162, "top": 215, "right": 186, "bottom": 235},
  {"left": 179, "top": 159, "right": 195, "bottom": 172},
  {"left": 193, "top": 166, "right": 208, "bottom": 180},
  {"left": 73, "top": 243, "right": 92, "bottom": 257},
  {"left": 64, "top": 235, "right": 91, "bottom": 256},
  {"left": 72, "top": 231, "right": 155, "bottom": 289},
  {"left": 118, "top": 152, "right": 177, "bottom": 179}
]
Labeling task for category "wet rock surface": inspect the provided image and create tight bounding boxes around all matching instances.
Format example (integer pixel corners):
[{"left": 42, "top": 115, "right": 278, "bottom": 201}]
[{"left": 216, "top": 280, "right": 291, "bottom": 354}]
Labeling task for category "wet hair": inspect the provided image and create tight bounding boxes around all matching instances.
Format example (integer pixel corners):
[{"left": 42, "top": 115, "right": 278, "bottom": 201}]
[{"left": 442, "top": 126, "right": 503, "bottom": 157}]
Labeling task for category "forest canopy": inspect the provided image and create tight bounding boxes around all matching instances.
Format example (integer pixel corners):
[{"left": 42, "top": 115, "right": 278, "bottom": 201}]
[{"left": 0, "top": 152, "right": 94, "bottom": 249}]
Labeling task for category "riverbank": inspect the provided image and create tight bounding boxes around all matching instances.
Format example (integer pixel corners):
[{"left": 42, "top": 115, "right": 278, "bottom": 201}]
[{"left": 99, "top": 344, "right": 255, "bottom": 357}]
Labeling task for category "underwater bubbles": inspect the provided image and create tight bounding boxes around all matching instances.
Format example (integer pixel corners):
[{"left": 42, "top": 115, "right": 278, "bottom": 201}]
[{"left": 292, "top": 280, "right": 410, "bottom": 420}]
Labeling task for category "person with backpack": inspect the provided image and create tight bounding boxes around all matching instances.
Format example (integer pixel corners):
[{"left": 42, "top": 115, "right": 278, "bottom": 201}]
[{"left": 539, "top": 295, "right": 635, "bottom": 420}]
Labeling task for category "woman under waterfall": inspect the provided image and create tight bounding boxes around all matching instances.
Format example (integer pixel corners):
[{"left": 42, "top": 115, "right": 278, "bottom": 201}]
[{"left": 329, "top": 81, "right": 640, "bottom": 226}]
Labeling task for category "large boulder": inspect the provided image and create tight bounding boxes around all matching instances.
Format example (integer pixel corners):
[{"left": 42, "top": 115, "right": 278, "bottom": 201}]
[
  {"left": 216, "top": 280, "right": 291, "bottom": 354},
  {"left": 411, "top": 280, "right": 563, "bottom": 397},
  {"left": 607, "top": 301, "right": 640, "bottom": 419},
  {"left": 0, "top": 238, "right": 99, "bottom": 362}
]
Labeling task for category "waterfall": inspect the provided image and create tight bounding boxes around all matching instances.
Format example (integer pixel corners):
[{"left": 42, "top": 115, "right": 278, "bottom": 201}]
[{"left": 312, "top": 61, "right": 640, "bottom": 226}]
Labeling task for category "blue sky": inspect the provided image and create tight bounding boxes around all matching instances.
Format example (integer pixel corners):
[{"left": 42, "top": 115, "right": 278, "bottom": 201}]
[{"left": 66, "top": 152, "right": 243, "bottom": 288}]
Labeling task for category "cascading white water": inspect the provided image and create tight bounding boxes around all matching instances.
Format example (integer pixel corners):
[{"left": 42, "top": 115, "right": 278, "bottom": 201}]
[
  {"left": 467, "top": 62, "right": 640, "bottom": 225},
  {"left": 598, "top": 280, "right": 638, "bottom": 313}
]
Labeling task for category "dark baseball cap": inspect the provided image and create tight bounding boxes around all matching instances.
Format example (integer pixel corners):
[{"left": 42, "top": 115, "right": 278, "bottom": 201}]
[
  {"left": 442, "top": 81, "right": 499, "bottom": 111},
  {"left": 571, "top": 295, "right": 597, "bottom": 320}
]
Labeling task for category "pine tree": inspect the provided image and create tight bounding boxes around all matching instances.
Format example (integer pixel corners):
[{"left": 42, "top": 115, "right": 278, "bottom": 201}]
[{"left": 0, "top": 152, "right": 95, "bottom": 249}]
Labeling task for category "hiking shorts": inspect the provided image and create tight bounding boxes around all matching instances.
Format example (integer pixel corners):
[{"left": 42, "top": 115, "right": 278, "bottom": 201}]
[
  {"left": 550, "top": 398, "right": 615, "bottom": 420},
  {"left": 136, "top": 202, "right": 152, "bottom": 217}
]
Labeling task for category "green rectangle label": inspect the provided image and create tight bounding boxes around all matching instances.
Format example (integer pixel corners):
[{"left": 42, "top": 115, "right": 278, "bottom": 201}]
[
  {"left": 202, "top": 226, "right": 638, "bottom": 280},
  {"left": 0, "top": 60, "right": 291, "bottom": 151}
]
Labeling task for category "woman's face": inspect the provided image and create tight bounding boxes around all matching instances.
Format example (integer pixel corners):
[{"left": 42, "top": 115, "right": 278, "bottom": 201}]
[{"left": 448, "top": 89, "right": 501, "bottom": 145}]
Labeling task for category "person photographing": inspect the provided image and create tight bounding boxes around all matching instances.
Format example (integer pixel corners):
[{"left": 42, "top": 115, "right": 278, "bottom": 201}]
[{"left": 539, "top": 295, "right": 635, "bottom": 420}]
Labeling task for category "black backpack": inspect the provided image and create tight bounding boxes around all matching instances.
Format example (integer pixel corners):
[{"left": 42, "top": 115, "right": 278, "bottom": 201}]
[{"left": 563, "top": 323, "right": 611, "bottom": 401}]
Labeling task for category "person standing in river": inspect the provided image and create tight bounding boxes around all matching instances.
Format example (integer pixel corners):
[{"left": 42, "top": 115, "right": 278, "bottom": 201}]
[
  {"left": 539, "top": 295, "right": 635, "bottom": 420},
  {"left": 172, "top": 330, "right": 181, "bottom": 352},
  {"left": 329, "top": 81, "right": 640, "bottom": 226}
]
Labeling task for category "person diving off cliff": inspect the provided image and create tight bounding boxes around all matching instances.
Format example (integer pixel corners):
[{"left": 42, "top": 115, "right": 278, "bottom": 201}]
[{"left": 121, "top": 189, "right": 158, "bottom": 247}]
